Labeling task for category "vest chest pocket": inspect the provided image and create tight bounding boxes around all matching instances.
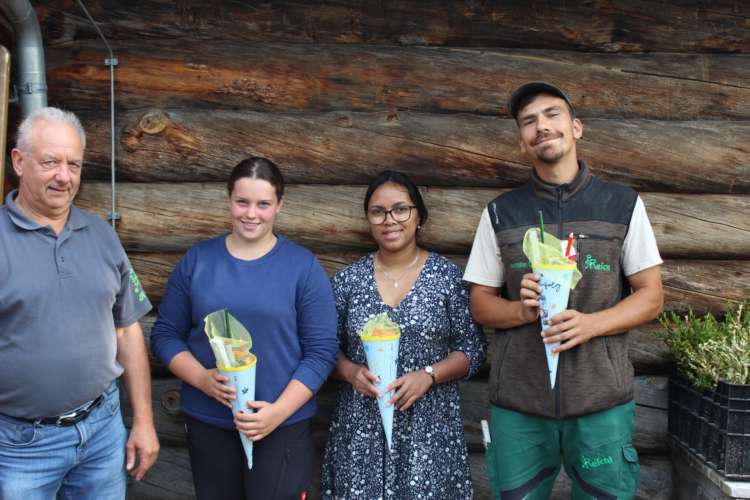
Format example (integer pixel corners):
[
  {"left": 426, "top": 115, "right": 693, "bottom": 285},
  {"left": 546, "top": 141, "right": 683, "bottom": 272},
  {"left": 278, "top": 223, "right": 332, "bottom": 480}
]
[{"left": 571, "top": 234, "right": 624, "bottom": 311}]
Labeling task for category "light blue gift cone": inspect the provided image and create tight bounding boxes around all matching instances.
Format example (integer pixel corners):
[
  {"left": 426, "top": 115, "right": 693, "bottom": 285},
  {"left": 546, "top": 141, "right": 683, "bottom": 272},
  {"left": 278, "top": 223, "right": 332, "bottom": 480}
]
[
  {"left": 218, "top": 358, "right": 257, "bottom": 469},
  {"left": 203, "top": 309, "right": 257, "bottom": 468},
  {"left": 532, "top": 264, "right": 574, "bottom": 389},
  {"left": 362, "top": 336, "right": 400, "bottom": 450}
]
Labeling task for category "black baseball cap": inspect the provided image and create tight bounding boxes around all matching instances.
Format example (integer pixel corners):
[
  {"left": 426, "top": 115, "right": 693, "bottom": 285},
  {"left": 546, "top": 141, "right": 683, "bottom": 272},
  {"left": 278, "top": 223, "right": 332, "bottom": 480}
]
[{"left": 507, "top": 81, "right": 575, "bottom": 120}]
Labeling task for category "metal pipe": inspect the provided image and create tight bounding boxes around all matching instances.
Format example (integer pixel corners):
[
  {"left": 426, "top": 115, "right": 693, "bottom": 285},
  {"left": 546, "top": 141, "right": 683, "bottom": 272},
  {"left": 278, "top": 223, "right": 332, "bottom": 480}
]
[
  {"left": 0, "top": 0, "right": 47, "bottom": 117},
  {"left": 75, "top": 0, "right": 120, "bottom": 229}
]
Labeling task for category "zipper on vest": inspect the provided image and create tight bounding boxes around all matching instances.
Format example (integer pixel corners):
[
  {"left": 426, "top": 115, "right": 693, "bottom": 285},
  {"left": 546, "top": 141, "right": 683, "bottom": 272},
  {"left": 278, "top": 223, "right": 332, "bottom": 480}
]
[{"left": 555, "top": 186, "right": 564, "bottom": 418}]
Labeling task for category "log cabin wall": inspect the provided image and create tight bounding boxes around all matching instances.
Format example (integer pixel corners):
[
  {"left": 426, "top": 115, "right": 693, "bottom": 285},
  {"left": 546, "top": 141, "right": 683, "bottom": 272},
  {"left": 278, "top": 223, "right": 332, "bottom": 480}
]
[{"left": 7, "top": 1, "right": 749, "bottom": 498}]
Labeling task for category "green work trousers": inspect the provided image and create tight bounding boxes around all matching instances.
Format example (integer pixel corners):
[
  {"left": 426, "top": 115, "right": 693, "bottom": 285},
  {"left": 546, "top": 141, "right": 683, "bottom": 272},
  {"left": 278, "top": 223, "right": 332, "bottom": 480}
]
[{"left": 485, "top": 401, "right": 639, "bottom": 499}]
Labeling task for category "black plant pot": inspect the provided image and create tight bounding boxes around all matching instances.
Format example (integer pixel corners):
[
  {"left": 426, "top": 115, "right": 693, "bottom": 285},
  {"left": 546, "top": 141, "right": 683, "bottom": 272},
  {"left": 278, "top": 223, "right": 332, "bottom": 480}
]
[{"left": 669, "top": 371, "right": 750, "bottom": 479}]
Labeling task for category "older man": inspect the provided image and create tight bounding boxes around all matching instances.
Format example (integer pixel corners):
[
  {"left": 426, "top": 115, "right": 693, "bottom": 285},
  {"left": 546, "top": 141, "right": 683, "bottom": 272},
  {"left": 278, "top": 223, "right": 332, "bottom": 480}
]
[
  {"left": 465, "top": 82, "right": 663, "bottom": 499},
  {"left": 0, "top": 107, "right": 159, "bottom": 499}
]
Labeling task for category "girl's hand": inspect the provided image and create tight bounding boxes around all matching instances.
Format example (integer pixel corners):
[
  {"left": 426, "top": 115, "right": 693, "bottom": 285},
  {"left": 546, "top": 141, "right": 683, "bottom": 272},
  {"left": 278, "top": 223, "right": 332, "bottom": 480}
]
[
  {"left": 198, "top": 368, "right": 235, "bottom": 408},
  {"left": 385, "top": 370, "right": 433, "bottom": 411},
  {"left": 235, "top": 401, "right": 284, "bottom": 441}
]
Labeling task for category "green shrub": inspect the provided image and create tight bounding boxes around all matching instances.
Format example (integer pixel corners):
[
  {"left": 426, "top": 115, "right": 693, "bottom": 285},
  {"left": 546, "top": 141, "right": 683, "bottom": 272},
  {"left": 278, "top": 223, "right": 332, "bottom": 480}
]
[{"left": 658, "top": 301, "right": 750, "bottom": 390}]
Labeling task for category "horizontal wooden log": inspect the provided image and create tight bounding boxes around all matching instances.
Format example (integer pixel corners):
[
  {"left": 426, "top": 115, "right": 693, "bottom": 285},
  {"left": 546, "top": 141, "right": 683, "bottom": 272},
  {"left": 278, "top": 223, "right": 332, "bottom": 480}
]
[
  {"left": 77, "top": 109, "right": 750, "bottom": 194},
  {"left": 45, "top": 40, "right": 750, "bottom": 119},
  {"left": 75, "top": 182, "right": 750, "bottom": 258},
  {"left": 124, "top": 374, "right": 668, "bottom": 459},
  {"left": 661, "top": 260, "right": 750, "bottom": 315},
  {"left": 39, "top": 0, "right": 749, "bottom": 55},
  {"left": 627, "top": 325, "right": 672, "bottom": 375},
  {"left": 133, "top": 250, "right": 750, "bottom": 316},
  {"left": 125, "top": 445, "right": 194, "bottom": 500},
  {"left": 131, "top": 252, "right": 733, "bottom": 375}
]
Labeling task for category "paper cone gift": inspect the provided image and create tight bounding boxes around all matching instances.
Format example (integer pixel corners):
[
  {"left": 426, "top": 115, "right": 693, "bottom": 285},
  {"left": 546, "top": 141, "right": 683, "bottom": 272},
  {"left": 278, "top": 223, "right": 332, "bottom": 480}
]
[
  {"left": 204, "top": 309, "right": 256, "bottom": 469},
  {"left": 218, "top": 355, "right": 256, "bottom": 469},
  {"left": 358, "top": 313, "right": 401, "bottom": 451},
  {"left": 523, "top": 229, "right": 582, "bottom": 389}
]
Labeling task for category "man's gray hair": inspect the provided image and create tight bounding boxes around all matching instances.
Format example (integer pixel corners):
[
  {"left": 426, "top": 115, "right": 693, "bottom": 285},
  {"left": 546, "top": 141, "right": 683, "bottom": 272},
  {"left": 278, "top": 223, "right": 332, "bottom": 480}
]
[{"left": 15, "top": 107, "right": 86, "bottom": 153}]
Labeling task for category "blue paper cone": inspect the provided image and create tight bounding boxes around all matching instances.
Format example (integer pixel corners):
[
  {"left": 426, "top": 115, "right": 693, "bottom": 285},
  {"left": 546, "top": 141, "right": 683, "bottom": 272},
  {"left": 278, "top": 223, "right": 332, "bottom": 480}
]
[
  {"left": 219, "top": 357, "right": 256, "bottom": 469},
  {"left": 532, "top": 264, "right": 575, "bottom": 389},
  {"left": 362, "top": 336, "right": 400, "bottom": 450}
]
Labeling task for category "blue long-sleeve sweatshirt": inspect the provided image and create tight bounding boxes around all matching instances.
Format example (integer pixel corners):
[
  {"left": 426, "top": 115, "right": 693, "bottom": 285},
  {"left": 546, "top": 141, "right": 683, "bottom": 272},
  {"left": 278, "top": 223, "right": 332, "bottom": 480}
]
[{"left": 150, "top": 234, "right": 338, "bottom": 430}]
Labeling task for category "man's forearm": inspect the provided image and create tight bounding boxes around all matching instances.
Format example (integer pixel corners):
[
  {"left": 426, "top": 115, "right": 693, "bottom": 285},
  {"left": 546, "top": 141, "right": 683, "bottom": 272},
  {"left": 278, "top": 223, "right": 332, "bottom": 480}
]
[
  {"left": 470, "top": 284, "right": 537, "bottom": 329},
  {"left": 586, "top": 273, "right": 663, "bottom": 339},
  {"left": 116, "top": 322, "right": 154, "bottom": 423}
]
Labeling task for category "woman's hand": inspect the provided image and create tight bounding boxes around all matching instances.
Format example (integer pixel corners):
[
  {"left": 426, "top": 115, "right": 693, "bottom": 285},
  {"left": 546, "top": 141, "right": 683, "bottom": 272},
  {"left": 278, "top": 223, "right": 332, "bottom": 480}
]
[
  {"left": 346, "top": 363, "right": 381, "bottom": 398},
  {"left": 385, "top": 370, "right": 433, "bottom": 411},
  {"left": 235, "top": 401, "right": 285, "bottom": 441},
  {"left": 197, "top": 368, "right": 235, "bottom": 409}
]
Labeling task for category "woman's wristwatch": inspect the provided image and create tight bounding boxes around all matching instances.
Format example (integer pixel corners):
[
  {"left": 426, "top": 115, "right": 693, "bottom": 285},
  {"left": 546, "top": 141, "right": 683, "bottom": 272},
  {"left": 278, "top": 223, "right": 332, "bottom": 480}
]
[{"left": 424, "top": 365, "right": 436, "bottom": 384}]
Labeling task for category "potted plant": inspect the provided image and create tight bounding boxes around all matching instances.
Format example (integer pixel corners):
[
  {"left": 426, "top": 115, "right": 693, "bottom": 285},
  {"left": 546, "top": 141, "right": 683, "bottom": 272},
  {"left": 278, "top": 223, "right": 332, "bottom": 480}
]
[{"left": 657, "top": 301, "right": 750, "bottom": 479}]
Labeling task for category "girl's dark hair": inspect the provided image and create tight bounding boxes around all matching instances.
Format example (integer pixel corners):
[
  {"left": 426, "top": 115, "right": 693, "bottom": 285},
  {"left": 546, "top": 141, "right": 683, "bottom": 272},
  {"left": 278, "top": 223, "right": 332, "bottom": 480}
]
[
  {"left": 227, "top": 157, "right": 285, "bottom": 200},
  {"left": 363, "top": 170, "right": 428, "bottom": 227}
]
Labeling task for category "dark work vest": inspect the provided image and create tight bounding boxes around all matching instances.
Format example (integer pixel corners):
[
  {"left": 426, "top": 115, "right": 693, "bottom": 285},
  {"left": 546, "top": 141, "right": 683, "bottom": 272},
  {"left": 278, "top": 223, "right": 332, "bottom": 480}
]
[{"left": 488, "top": 161, "right": 638, "bottom": 418}]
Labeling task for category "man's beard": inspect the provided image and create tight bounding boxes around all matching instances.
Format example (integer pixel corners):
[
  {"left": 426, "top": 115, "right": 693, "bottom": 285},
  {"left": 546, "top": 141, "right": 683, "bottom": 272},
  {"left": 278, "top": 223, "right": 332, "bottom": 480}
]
[
  {"left": 532, "top": 132, "right": 565, "bottom": 164},
  {"left": 535, "top": 145, "right": 564, "bottom": 164}
]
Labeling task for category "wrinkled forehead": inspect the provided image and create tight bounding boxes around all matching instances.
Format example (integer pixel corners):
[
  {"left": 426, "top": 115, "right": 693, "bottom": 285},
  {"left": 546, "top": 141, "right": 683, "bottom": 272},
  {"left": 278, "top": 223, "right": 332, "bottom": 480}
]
[{"left": 29, "top": 120, "right": 84, "bottom": 157}]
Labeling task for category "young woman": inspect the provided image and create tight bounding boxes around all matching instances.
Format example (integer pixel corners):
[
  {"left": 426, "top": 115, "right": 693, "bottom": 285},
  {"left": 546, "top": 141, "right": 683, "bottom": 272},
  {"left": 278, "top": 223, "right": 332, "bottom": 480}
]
[
  {"left": 321, "top": 170, "right": 486, "bottom": 499},
  {"left": 150, "top": 157, "right": 338, "bottom": 500}
]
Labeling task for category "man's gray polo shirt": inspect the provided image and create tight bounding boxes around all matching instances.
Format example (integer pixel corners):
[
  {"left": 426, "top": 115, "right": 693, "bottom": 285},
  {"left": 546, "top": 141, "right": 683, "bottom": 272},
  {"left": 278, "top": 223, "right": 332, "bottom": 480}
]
[{"left": 0, "top": 190, "right": 152, "bottom": 419}]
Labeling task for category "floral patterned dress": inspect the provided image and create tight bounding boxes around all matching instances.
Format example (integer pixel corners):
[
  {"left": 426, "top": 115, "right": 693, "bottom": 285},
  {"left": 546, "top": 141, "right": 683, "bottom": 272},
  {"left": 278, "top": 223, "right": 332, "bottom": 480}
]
[{"left": 321, "top": 253, "right": 486, "bottom": 500}]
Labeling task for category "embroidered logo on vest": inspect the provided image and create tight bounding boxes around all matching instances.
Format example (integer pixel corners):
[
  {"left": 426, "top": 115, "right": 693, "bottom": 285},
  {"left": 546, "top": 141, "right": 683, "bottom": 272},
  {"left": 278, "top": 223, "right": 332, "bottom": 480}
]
[
  {"left": 583, "top": 253, "right": 611, "bottom": 272},
  {"left": 510, "top": 261, "right": 530, "bottom": 270}
]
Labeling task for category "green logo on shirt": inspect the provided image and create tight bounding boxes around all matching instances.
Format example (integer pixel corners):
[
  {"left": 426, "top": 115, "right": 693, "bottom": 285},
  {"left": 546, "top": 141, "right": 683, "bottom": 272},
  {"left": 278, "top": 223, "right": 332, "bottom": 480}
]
[
  {"left": 128, "top": 268, "right": 147, "bottom": 303},
  {"left": 584, "top": 254, "right": 611, "bottom": 272},
  {"left": 581, "top": 454, "right": 614, "bottom": 469}
]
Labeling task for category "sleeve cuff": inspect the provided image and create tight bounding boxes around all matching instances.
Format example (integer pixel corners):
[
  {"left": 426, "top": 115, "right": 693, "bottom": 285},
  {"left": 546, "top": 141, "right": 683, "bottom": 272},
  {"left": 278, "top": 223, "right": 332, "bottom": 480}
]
[
  {"left": 462, "top": 272, "right": 502, "bottom": 288},
  {"left": 114, "top": 302, "right": 153, "bottom": 329},
  {"left": 624, "top": 258, "right": 663, "bottom": 277}
]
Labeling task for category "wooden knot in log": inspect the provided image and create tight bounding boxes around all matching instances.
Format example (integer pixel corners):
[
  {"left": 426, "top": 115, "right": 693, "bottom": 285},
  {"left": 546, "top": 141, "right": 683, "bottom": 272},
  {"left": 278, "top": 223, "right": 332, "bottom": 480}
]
[
  {"left": 161, "top": 388, "right": 182, "bottom": 416},
  {"left": 337, "top": 114, "right": 351, "bottom": 127},
  {"left": 139, "top": 110, "right": 170, "bottom": 135}
]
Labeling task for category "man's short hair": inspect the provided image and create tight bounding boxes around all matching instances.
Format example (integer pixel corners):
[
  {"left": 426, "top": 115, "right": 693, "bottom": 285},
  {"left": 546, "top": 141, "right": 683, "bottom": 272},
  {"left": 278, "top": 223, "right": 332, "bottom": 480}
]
[
  {"left": 508, "top": 81, "right": 576, "bottom": 121},
  {"left": 16, "top": 107, "right": 86, "bottom": 153}
]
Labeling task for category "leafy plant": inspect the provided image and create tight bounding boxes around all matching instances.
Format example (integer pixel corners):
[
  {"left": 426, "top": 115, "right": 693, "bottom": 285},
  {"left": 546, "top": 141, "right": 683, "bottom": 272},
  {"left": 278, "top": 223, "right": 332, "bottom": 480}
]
[{"left": 658, "top": 301, "right": 750, "bottom": 390}]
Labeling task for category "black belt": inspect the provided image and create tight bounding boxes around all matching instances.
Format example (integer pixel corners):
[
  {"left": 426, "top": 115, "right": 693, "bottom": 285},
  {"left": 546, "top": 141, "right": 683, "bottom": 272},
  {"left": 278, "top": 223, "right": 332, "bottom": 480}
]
[{"left": 35, "top": 394, "right": 105, "bottom": 426}]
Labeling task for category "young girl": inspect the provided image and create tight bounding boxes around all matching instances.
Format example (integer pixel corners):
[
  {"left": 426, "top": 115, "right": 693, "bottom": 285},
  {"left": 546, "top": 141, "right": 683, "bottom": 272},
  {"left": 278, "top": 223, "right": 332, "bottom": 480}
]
[{"left": 151, "top": 157, "right": 338, "bottom": 499}]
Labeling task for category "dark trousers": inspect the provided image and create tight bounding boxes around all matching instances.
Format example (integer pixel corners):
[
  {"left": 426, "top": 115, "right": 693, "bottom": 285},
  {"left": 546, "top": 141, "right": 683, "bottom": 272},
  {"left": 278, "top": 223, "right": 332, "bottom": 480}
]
[{"left": 185, "top": 415, "right": 314, "bottom": 500}]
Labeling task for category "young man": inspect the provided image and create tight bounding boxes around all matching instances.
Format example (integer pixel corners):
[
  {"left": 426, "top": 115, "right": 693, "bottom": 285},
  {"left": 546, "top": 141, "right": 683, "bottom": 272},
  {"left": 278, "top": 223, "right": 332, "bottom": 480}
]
[{"left": 464, "top": 82, "right": 663, "bottom": 498}]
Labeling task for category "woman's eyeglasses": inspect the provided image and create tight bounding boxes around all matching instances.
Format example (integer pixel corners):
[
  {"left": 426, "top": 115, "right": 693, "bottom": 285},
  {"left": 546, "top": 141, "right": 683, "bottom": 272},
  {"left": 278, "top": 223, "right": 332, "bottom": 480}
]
[{"left": 367, "top": 205, "right": 416, "bottom": 224}]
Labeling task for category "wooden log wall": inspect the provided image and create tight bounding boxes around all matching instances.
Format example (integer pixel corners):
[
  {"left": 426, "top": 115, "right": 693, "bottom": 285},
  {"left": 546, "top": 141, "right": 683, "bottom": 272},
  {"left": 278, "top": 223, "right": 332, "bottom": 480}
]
[{"left": 16, "top": 1, "right": 750, "bottom": 498}]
